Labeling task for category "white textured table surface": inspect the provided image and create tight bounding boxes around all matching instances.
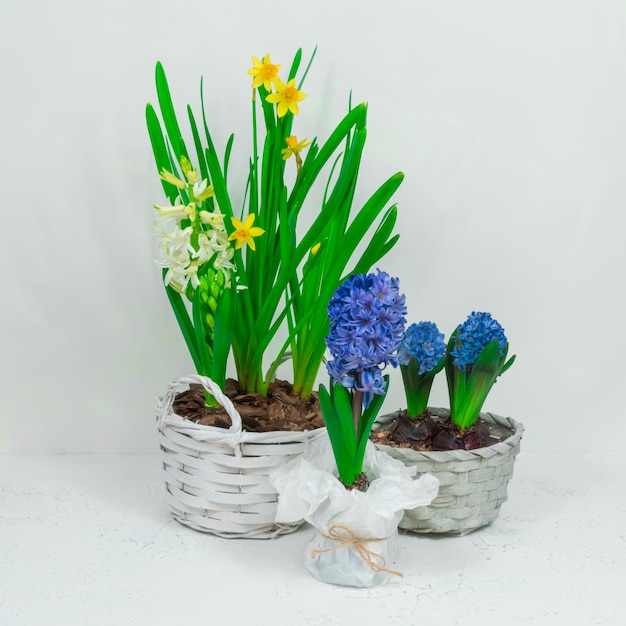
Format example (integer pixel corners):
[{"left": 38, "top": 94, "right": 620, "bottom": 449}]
[{"left": 1, "top": 452, "right": 625, "bottom": 626}]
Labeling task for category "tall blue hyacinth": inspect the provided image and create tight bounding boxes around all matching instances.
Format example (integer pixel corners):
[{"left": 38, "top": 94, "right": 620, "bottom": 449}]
[
  {"left": 450, "top": 311, "right": 508, "bottom": 370},
  {"left": 326, "top": 269, "right": 407, "bottom": 407}
]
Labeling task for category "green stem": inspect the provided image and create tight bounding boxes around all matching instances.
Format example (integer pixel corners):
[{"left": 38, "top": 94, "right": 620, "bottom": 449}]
[{"left": 352, "top": 388, "right": 363, "bottom": 437}]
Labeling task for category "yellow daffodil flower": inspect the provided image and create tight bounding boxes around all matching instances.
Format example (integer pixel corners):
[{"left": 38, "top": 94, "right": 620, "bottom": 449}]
[
  {"left": 247, "top": 54, "right": 282, "bottom": 91},
  {"left": 229, "top": 214, "right": 265, "bottom": 251},
  {"left": 281, "top": 135, "right": 312, "bottom": 160},
  {"left": 265, "top": 79, "right": 307, "bottom": 117}
]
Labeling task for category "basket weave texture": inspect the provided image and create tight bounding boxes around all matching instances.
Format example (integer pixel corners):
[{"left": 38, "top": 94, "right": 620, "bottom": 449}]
[
  {"left": 374, "top": 409, "right": 523, "bottom": 535},
  {"left": 156, "top": 375, "right": 326, "bottom": 539}
]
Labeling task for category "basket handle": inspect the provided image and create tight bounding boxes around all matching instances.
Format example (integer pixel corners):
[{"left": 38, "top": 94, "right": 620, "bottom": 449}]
[{"left": 157, "top": 374, "right": 242, "bottom": 435}]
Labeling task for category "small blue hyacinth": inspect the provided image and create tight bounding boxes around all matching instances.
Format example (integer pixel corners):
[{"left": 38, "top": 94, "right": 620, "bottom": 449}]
[
  {"left": 398, "top": 321, "right": 447, "bottom": 374},
  {"left": 326, "top": 269, "right": 406, "bottom": 406},
  {"left": 451, "top": 311, "right": 508, "bottom": 370}
]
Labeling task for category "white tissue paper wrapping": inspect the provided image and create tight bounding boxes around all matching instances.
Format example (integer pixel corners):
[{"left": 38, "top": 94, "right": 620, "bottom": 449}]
[{"left": 270, "top": 436, "right": 439, "bottom": 587}]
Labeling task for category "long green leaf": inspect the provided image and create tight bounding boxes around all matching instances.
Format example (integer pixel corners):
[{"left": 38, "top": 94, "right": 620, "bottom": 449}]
[
  {"left": 146, "top": 104, "right": 178, "bottom": 202},
  {"left": 187, "top": 105, "right": 209, "bottom": 183},
  {"left": 212, "top": 288, "right": 233, "bottom": 389},
  {"left": 192, "top": 288, "right": 211, "bottom": 376},
  {"left": 155, "top": 62, "right": 188, "bottom": 162},
  {"left": 162, "top": 273, "right": 201, "bottom": 372},
  {"left": 318, "top": 385, "right": 354, "bottom": 482}
]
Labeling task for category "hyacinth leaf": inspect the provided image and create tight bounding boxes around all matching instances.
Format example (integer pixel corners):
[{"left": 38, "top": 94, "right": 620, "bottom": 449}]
[
  {"left": 187, "top": 105, "right": 209, "bottom": 184},
  {"left": 211, "top": 287, "right": 233, "bottom": 390},
  {"left": 445, "top": 328, "right": 460, "bottom": 413},
  {"left": 357, "top": 377, "right": 388, "bottom": 444},
  {"left": 146, "top": 104, "right": 179, "bottom": 203},
  {"left": 162, "top": 273, "right": 201, "bottom": 373},
  {"left": 155, "top": 62, "right": 189, "bottom": 164},
  {"left": 453, "top": 340, "right": 501, "bottom": 429},
  {"left": 318, "top": 385, "right": 355, "bottom": 484},
  {"left": 401, "top": 361, "right": 437, "bottom": 418},
  {"left": 501, "top": 354, "right": 516, "bottom": 374},
  {"left": 192, "top": 288, "right": 212, "bottom": 378},
  {"left": 331, "top": 383, "right": 358, "bottom": 459},
  {"left": 352, "top": 392, "right": 385, "bottom": 481},
  {"left": 200, "top": 81, "right": 234, "bottom": 219}
]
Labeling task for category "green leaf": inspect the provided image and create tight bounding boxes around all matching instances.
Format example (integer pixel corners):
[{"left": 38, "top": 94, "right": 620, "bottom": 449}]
[
  {"left": 350, "top": 206, "right": 399, "bottom": 276},
  {"left": 287, "top": 104, "right": 367, "bottom": 216},
  {"left": 162, "top": 272, "right": 201, "bottom": 373},
  {"left": 155, "top": 62, "right": 189, "bottom": 162},
  {"left": 187, "top": 105, "right": 209, "bottom": 183},
  {"left": 401, "top": 361, "right": 436, "bottom": 418},
  {"left": 500, "top": 354, "right": 516, "bottom": 375},
  {"left": 331, "top": 383, "right": 357, "bottom": 459},
  {"left": 318, "top": 385, "right": 354, "bottom": 483},
  {"left": 146, "top": 104, "right": 178, "bottom": 203},
  {"left": 211, "top": 287, "right": 233, "bottom": 389},
  {"left": 454, "top": 340, "right": 501, "bottom": 429},
  {"left": 192, "top": 288, "right": 212, "bottom": 376},
  {"left": 224, "top": 133, "right": 235, "bottom": 183}
]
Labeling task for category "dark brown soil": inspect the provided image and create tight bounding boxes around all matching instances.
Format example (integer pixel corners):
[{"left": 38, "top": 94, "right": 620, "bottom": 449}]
[
  {"left": 342, "top": 472, "right": 370, "bottom": 492},
  {"left": 371, "top": 409, "right": 501, "bottom": 451},
  {"left": 172, "top": 378, "right": 324, "bottom": 433}
]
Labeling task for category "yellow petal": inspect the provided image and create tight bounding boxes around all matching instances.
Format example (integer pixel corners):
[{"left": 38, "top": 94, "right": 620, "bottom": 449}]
[
  {"left": 231, "top": 217, "right": 245, "bottom": 230},
  {"left": 247, "top": 236, "right": 256, "bottom": 251},
  {"left": 244, "top": 214, "right": 256, "bottom": 228},
  {"left": 248, "top": 227, "right": 265, "bottom": 237}
]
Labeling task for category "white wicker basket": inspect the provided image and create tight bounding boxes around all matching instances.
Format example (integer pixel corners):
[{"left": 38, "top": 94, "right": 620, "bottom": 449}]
[
  {"left": 374, "top": 409, "right": 523, "bottom": 535},
  {"left": 156, "top": 375, "right": 326, "bottom": 539}
]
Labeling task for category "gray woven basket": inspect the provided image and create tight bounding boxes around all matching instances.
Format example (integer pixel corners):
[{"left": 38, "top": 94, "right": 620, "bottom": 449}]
[
  {"left": 373, "top": 409, "right": 523, "bottom": 535},
  {"left": 156, "top": 375, "right": 326, "bottom": 539}
]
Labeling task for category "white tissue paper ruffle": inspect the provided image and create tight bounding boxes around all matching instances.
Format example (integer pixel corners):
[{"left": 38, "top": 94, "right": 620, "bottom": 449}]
[{"left": 270, "top": 436, "right": 439, "bottom": 587}]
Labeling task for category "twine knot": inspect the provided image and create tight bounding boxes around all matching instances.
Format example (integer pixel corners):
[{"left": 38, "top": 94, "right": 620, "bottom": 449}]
[{"left": 311, "top": 524, "right": 403, "bottom": 579}]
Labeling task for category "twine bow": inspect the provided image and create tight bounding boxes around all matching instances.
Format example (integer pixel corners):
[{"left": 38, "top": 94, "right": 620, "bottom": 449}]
[{"left": 311, "top": 524, "right": 403, "bottom": 579}]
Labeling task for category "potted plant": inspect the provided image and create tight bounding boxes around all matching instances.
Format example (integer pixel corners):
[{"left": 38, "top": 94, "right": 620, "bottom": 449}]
[
  {"left": 148, "top": 49, "right": 404, "bottom": 538},
  {"left": 372, "top": 312, "right": 524, "bottom": 535},
  {"left": 271, "top": 271, "right": 439, "bottom": 586}
]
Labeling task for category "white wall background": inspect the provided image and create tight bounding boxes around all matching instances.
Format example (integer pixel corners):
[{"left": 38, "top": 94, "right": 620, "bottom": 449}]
[{"left": 1, "top": 0, "right": 624, "bottom": 453}]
